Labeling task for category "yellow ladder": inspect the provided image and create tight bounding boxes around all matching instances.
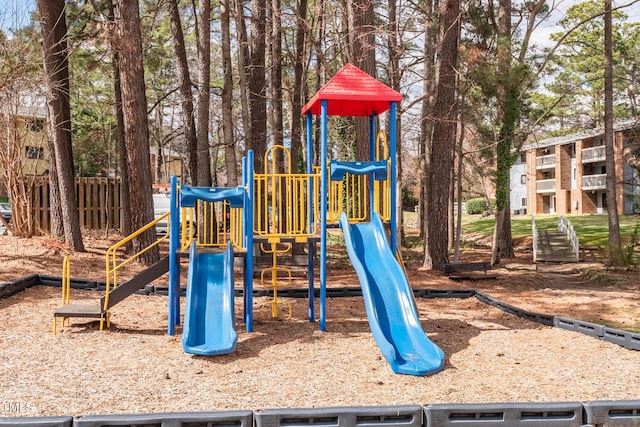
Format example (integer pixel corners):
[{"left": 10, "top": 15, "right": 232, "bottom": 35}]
[{"left": 259, "top": 242, "right": 292, "bottom": 319}]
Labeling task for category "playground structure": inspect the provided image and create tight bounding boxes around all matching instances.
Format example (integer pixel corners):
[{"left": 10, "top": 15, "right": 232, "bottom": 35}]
[{"left": 53, "top": 64, "right": 445, "bottom": 376}]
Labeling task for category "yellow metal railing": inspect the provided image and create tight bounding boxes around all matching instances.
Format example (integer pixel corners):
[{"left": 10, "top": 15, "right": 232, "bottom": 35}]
[
  {"left": 103, "top": 213, "right": 170, "bottom": 329},
  {"left": 375, "top": 130, "right": 391, "bottom": 221},
  {"left": 254, "top": 145, "right": 319, "bottom": 241},
  {"left": 53, "top": 256, "right": 72, "bottom": 335},
  {"left": 326, "top": 130, "right": 391, "bottom": 223},
  {"left": 327, "top": 173, "right": 369, "bottom": 223},
  {"left": 180, "top": 201, "right": 243, "bottom": 252}
]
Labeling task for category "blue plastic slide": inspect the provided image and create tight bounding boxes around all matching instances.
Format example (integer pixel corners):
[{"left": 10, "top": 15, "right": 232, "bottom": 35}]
[
  {"left": 338, "top": 212, "right": 444, "bottom": 376},
  {"left": 182, "top": 242, "right": 237, "bottom": 355}
]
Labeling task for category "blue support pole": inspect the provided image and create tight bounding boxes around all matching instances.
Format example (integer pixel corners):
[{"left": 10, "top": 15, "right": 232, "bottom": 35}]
[
  {"left": 306, "top": 112, "right": 315, "bottom": 323},
  {"left": 320, "top": 100, "right": 328, "bottom": 332},
  {"left": 389, "top": 102, "right": 397, "bottom": 252},
  {"left": 244, "top": 150, "right": 255, "bottom": 332},
  {"left": 167, "top": 175, "right": 180, "bottom": 335}
]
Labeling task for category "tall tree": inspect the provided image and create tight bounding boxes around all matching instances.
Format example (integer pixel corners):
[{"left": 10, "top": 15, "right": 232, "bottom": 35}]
[
  {"left": 424, "top": 0, "right": 459, "bottom": 270},
  {"left": 289, "top": 0, "right": 308, "bottom": 172},
  {"left": 603, "top": 0, "right": 623, "bottom": 265},
  {"left": 347, "top": 0, "right": 376, "bottom": 160},
  {"left": 114, "top": 0, "right": 158, "bottom": 264},
  {"left": 249, "top": 0, "right": 268, "bottom": 172},
  {"left": 37, "top": 0, "right": 84, "bottom": 251},
  {"left": 220, "top": 0, "right": 238, "bottom": 186},
  {"left": 167, "top": 0, "right": 198, "bottom": 185},
  {"left": 196, "top": 0, "right": 212, "bottom": 186}
]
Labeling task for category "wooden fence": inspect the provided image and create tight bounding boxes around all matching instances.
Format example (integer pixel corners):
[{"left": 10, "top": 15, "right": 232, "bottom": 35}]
[{"left": 31, "top": 177, "right": 123, "bottom": 233}]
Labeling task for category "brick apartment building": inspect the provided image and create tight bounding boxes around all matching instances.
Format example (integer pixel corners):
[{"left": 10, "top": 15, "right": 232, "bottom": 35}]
[{"left": 510, "top": 121, "right": 640, "bottom": 216}]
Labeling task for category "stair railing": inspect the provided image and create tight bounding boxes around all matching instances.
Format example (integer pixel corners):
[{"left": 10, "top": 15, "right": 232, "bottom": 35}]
[
  {"left": 557, "top": 215, "right": 579, "bottom": 262},
  {"left": 104, "top": 213, "right": 170, "bottom": 312},
  {"left": 532, "top": 216, "right": 538, "bottom": 263}
]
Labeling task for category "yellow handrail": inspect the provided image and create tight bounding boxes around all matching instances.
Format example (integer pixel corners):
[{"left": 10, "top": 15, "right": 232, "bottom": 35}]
[
  {"left": 103, "top": 213, "right": 170, "bottom": 312},
  {"left": 53, "top": 256, "right": 72, "bottom": 335}
]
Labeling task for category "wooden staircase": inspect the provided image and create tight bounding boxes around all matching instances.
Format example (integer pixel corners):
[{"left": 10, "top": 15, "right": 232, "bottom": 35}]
[{"left": 535, "top": 230, "right": 579, "bottom": 263}]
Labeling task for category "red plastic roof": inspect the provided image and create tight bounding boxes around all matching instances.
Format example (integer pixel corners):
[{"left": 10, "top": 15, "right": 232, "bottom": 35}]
[{"left": 301, "top": 64, "right": 402, "bottom": 117}]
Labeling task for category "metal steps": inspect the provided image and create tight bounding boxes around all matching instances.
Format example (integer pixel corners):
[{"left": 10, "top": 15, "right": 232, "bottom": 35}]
[{"left": 54, "top": 256, "right": 170, "bottom": 327}]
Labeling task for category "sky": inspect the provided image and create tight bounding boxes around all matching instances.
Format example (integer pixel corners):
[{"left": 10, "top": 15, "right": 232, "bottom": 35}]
[{"left": 0, "top": 0, "right": 35, "bottom": 33}]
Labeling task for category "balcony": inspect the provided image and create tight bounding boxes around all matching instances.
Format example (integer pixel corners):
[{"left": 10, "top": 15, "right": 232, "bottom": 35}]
[
  {"left": 536, "top": 154, "right": 555, "bottom": 169},
  {"left": 582, "top": 173, "right": 606, "bottom": 190},
  {"left": 581, "top": 146, "right": 606, "bottom": 163},
  {"left": 536, "top": 179, "right": 556, "bottom": 193}
]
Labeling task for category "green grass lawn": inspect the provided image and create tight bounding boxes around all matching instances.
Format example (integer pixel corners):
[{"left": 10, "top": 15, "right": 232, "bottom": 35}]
[{"left": 463, "top": 213, "right": 640, "bottom": 249}]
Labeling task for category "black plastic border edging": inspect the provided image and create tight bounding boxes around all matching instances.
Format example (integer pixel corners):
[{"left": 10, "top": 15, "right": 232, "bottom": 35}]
[
  {"left": 424, "top": 401, "right": 585, "bottom": 427},
  {"left": 0, "top": 416, "right": 73, "bottom": 426},
  {"left": 1, "top": 275, "right": 639, "bottom": 351},
  {"left": 474, "top": 291, "right": 555, "bottom": 326}
]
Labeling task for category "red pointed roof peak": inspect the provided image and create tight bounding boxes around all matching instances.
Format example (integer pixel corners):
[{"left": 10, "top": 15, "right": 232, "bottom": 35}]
[{"left": 301, "top": 64, "right": 402, "bottom": 116}]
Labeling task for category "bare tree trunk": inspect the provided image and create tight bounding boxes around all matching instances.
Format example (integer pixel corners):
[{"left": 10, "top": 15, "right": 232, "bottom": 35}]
[
  {"left": 424, "top": 0, "right": 459, "bottom": 270},
  {"left": 196, "top": 0, "right": 212, "bottom": 187},
  {"left": 167, "top": 0, "right": 198, "bottom": 185},
  {"left": 46, "top": 108, "right": 63, "bottom": 238},
  {"left": 491, "top": 0, "right": 515, "bottom": 265},
  {"left": 453, "top": 117, "right": 465, "bottom": 262},
  {"left": 221, "top": 0, "right": 238, "bottom": 186},
  {"left": 37, "top": 0, "right": 84, "bottom": 251},
  {"left": 268, "top": 0, "right": 283, "bottom": 150},
  {"left": 387, "top": 0, "right": 404, "bottom": 245},
  {"left": 420, "top": 0, "right": 436, "bottom": 242},
  {"left": 234, "top": 0, "right": 252, "bottom": 153},
  {"left": 347, "top": 0, "right": 376, "bottom": 161},
  {"left": 289, "top": 0, "right": 308, "bottom": 173},
  {"left": 249, "top": 0, "right": 268, "bottom": 172},
  {"left": 604, "top": 0, "right": 623, "bottom": 265},
  {"left": 114, "top": 0, "right": 158, "bottom": 264}
]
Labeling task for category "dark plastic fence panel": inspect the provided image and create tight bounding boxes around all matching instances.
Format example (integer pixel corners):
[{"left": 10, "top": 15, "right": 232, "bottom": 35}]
[
  {"left": 254, "top": 405, "right": 423, "bottom": 427},
  {"left": 424, "top": 402, "right": 583, "bottom": 427},
  {"left": 0, "top": 416, "right": 73, "bottom": 426},
  {"left": 583, "top": 400, "right": 640, "bottom": 426},
  {"left": 73, "top": 410, "right": 253, "bottom": 427}
]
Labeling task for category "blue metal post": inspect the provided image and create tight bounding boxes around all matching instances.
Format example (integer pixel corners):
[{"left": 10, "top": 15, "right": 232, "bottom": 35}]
[
  {"left": 389, "top": 102, "right": 397, "bottom": 252},
  {"left": 167, "top": 175, "right": 180, "bottom": 335},
  {"left": 306, "top": 112, "right": 315, "bottom": 323},
  {"left": 320, "top": 100, "right": 328, "bottom": 331},
  {"left": 244, "top": 150, "right": 254, "bottom": 332}
]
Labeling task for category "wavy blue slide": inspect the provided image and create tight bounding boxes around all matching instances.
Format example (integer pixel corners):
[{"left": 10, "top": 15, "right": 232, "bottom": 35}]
[
  {"left": 182, "top": 242, "right": 237, "bottom": 356},
  {"left": 339, "top": 213, "right": 444, "bottom": 376}
]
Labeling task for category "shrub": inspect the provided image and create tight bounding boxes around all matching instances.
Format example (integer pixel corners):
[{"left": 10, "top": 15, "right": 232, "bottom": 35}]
[{"left": 466, "top": 197, "right": 491, "bottom": 214}]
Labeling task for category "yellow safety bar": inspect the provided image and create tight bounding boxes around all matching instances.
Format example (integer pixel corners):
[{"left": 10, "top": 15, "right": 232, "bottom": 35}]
[
  {"left": 53, "top": 256, "right": 72, "bottom": 335},
  {"left": 374, "top": 130, "right": 391, "bottom": 221},
  {"left": 254, "top": 145, "right": 319, "bottom": 241},
  {"left": 103, "top": 213, "right": 170, "bottom": 329}
]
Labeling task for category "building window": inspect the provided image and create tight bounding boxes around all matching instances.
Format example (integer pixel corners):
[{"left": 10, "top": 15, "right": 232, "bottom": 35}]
[
  {"left": 520, "top": 174, "right": 526, "bottom": 184},
  {"left": 521, "top": 197, "right": 527, "bottom": 207},
  {"left": 24, "top": 119, "right": 44, "bottom": 133},
  {"left": 25, "top": 146, "right": 44, "bottom": 159}
]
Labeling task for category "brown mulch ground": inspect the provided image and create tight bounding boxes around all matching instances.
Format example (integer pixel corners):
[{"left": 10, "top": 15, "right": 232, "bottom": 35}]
[{"left": 0, "top": 231, "right": 639, "bottom": 417}]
